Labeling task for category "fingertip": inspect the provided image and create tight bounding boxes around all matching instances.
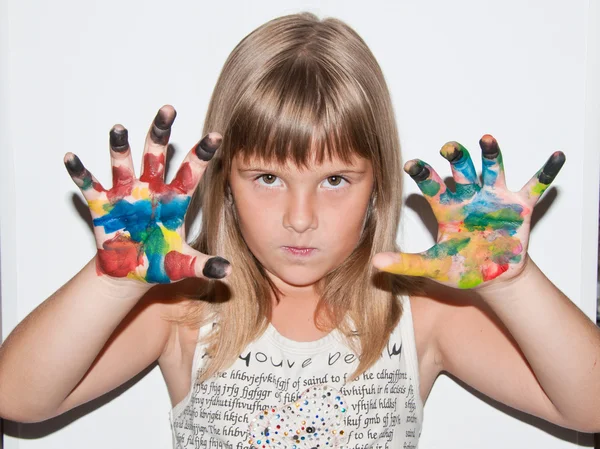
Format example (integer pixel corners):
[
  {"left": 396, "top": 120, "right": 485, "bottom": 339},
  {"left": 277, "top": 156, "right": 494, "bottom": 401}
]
[
  {"left": 64, "top": 153, "right": 84, "bottom": 176},
  {"left": 158, "top": 104, "right": 177, "bottom": 121},
  {"left": 404, "top": 159, "right": 429, "bottom": 182},
  {"left": 539, "top": 151, "right": 566, "bottom": 184},
  {"left": 479, "top": 134, "right": 500, "bottom": 159},
  {"left": 439, "top": 141, "right": 463, "bottom": 163},
  {"left": 480, "top": 133, "right": 496, "bottom": 144},
  {"left": 207, "top": 131, "right": 223, "bottom": 144},
  {"left": 440, "top": 141, "right": 459, "bottom": 152},
  {"left": 195, "top": 133, "right": 222, "bottom": 162},
  {"left": 403, "top": 159, "right": 417, "bottom": 174},
  {"left": 109, "top": 125, "right": 129, "bottom": 153},
  {"left": 151, "top": 106, "right": 177, "bottom": 145},
  {"left": 372, "top": 252, "right": 401, "bottom": 270},
  {"left": 64, "top": 152, "right": 75, "bottom": 164},
  {"left": 553, "top": 150, "right": 566, "bottom": 164},
  {"left": 202, "top": 256, "right": 231, "bottom": 279}
]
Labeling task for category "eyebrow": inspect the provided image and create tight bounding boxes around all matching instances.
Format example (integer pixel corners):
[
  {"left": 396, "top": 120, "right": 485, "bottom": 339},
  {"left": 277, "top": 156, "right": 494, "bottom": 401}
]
[{"left": 237, "top": 167, "right": 367, "bottom": 175}]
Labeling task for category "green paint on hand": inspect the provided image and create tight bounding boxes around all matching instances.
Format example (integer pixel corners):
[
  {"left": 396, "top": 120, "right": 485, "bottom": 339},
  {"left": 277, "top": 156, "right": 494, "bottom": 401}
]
[
  {"left": 458, "top": 269, "right": 484, "bottom": 289},
  {"left": 532, "top": 181, "right": 548, "bottom": 196},
  {"left": 464, "top": 208, "right": 523, "bottom": 232},
  {"left": 425, "top": 237, "right": 471, "bottom": 258},
  {"left": 419, "top": 179, "right": 441, "bottom": 197},
  {"left": 454, "top": 183, "right": 479, "bottom": 200}
]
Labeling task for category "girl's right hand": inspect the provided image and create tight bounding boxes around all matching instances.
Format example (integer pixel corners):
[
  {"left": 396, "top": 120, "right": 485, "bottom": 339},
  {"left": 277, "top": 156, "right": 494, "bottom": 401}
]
[{"left": 64, "top": 105, "right": 231, "bottom": 285}]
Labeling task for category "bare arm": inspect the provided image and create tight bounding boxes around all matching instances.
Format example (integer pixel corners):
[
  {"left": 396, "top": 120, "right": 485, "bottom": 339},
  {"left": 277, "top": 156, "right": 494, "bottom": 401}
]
[
  {"left": 426, "top": 255, "right": 600, "bottom": 433},
  {"left": 373, "top": 135, "right": 599, "bottom": 431},
  {"left": 474, "top": 255, "right": 600, "bottom": 431},
  {"left": 0, "top": 256, "right": 155, "bottom": 422},
  {"left": 0, "top": 105, "right": 228, "bottom": 423}
]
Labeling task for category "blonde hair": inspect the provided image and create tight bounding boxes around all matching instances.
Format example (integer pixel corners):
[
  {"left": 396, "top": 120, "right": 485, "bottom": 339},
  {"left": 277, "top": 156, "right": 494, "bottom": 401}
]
[{"left": 170, "top": 12, "right": 426, "bottom": 383}]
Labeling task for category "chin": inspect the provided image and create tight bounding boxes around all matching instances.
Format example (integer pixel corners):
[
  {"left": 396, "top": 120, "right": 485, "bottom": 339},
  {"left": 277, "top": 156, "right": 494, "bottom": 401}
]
[{"left": 269, "top": 266, "right": 328, "bottom": 287}]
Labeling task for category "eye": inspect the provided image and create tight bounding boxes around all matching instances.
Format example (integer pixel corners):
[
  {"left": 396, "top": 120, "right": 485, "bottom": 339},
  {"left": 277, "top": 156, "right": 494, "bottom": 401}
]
[
  {"left": 256, "top": 174, "right": 281, "bottom": 187},
  {"left": 324, "top": 176, "right": 348, "bottom": 189},
  {"left": 254, "top": 174, "right": 350, "bottom": 189}
]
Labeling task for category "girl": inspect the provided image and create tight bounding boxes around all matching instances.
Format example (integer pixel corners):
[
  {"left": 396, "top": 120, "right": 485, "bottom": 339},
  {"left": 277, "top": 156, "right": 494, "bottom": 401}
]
[{"left": 0, "top": 11, "right": 599, "bottom": 449}]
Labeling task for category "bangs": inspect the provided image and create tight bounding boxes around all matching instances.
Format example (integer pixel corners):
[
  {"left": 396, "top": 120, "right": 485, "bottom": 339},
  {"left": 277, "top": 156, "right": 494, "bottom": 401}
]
[{"left": 225, "top": 54, "right": 376, "bottom": 169}]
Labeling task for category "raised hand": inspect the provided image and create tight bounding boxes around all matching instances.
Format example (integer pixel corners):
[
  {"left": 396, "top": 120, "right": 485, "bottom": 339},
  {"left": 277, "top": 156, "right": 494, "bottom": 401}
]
[
  {"left": 64, "top": 105, "right": 230, "bottom": 285},
  {"left": 373, "top": 134, "right": 566, "bottom": 290}
]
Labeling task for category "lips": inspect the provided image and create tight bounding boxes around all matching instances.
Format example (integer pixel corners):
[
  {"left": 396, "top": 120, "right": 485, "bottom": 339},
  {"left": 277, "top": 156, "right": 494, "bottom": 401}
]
[{"left": 282, "top": 246, "right": 317, "bottom": 256}]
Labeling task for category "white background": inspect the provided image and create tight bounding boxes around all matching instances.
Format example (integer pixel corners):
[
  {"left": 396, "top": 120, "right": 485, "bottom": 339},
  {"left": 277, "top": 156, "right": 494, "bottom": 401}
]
[{"left": 1, "top": 0, "right": 599, "bottom": 448}]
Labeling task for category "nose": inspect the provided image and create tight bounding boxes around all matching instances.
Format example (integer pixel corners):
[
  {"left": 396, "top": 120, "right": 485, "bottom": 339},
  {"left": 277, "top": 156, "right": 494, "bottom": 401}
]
[{"left": 282, "top": 189, "right": 318, "bottom": 233}]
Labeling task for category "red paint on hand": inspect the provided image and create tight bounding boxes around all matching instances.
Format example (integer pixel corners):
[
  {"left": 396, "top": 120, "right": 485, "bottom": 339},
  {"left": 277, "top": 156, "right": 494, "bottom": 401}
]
[
  {"left": 482, "top": 262, "right": 509, "bottom": 282},
  {"left": 170, "top": 162, "right": 196, "bottom": 194},
  {"left": 97, "top": 234, "right": 144, "bottom": 277},
  {"left": 107, "top": 165, "right": 135, "bottom": 202},
  {"left": 164, "top": 251, "right": 197, "bottom": 281}
]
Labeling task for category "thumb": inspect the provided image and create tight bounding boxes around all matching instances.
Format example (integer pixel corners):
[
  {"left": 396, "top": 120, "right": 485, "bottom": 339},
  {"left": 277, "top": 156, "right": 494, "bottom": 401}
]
[
  {"left": 372, "top": 252, "right": 452, "bottom": 280},
  {"left": 164, "top": 247, "right": 232, "bottom": 281}
]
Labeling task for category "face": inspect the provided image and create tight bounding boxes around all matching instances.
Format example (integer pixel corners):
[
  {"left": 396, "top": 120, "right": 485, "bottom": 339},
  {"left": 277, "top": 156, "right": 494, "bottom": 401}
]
[{"left": 229, "top": 151, "right": 374, "bottom": 298}]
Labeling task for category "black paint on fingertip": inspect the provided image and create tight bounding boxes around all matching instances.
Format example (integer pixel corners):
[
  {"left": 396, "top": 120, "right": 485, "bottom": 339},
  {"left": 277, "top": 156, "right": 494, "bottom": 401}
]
[
  {"left": 110, "top": 127, "right": 129, "bottom": 152},
  {"left": 480, "top": 137, "right": 500, "bottom": 159},
  {"left": 195, "top": 134, "right": 221, "bottom": 161},
  {"left": 202, "top": 256, "right": 231, "bottom": 279},
  {"left": 195, "top": 144, "right": 216, "bottom": 161},
  {"left": 150, "top": 108, "right": 176, "bottom": 144},
  {"left": 151, "top": 125, "right": 171, "bottom": 144},
  {"left": 65, "top": 155, "right": 85, "bottom": 176},
  {"left": 538, "top": 152, "right": 566, "bottom": 184},
  {"left": 407, "top": 161, "right": 430, "bottom": 182},
  {"left": 154, "top": 107, "right": 176, "bottom": 130}
]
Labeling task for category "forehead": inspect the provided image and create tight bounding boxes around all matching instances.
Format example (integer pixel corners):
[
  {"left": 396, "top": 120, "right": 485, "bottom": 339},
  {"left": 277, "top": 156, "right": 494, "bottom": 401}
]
[{"left": 232, "top": 152, "right": 370, "bottom": 172}]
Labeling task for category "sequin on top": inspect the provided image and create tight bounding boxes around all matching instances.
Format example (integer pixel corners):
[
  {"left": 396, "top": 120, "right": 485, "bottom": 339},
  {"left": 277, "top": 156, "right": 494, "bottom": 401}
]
[{"left": 248, "top": 385, "right": 349, "bottom": 448}]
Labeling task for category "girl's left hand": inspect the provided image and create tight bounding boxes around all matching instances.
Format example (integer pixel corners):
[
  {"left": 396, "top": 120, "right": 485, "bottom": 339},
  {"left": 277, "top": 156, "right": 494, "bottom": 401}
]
[{"left": 372, "top": 134, "right": 566, "bottom": 290}]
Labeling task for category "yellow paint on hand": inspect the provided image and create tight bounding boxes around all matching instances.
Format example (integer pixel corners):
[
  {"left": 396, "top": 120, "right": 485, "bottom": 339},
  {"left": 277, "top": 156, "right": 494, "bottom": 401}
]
[
  {"left": 88, "top": 199, "right": 107, "bottom": 216},
  {"left": 132, "top": 186, "right": 150, "bottom": 200},
  {"left": 380, "top": 253, "right": 453, "bottom": 281},
  {"left": 159, "top": 223, "right": 183, "bottom": 252}
]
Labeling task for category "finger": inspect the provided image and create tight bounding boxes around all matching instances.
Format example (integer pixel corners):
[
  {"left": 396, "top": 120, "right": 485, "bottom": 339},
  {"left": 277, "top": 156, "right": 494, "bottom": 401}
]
[
  {"left": 64, "top": 153, "right": 108, "bottom": 209},
  {"left": 404, "top": 159, "right": 447, "bottom": 197},
  {"left": 170, "top": 132, "right": 223, "bottom": 195},
  {"left": 439, "top": 141, "right": 481, "bottom": 197},
  {"left": 518, "top": 151, "right": 566, "bottom": 205},
  {"left": 404, "top": 159, "right": 459, "bottom": 220},
  {"left": 372, "top": 251, "right": 453, "bottom": 281},
  {"left": 109, "top": 125, "right": 136, "bottom": 198},
  {"left": 140, "top": 105, "right": 176, "bottom": 186},
  {"left": 141, "top": 223, "right": 231, "bottom": 283},
  {"left": 479, "top": 134, "right": 507, "bottom": 190}
]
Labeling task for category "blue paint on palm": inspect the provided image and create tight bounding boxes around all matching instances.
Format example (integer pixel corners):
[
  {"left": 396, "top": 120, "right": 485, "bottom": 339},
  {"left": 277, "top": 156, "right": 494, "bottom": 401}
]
[
  {"left": 482, "top": 156, "right": 499, "bottom": 186},
  {"left": 451, "top": 148, "right": 478, "bottom": 182},
  {"left": 92, "top": 195, "right": 191, "bottom": 283},
  {"left": 462, "top": 190, "right": 524, "bottom": 234}
]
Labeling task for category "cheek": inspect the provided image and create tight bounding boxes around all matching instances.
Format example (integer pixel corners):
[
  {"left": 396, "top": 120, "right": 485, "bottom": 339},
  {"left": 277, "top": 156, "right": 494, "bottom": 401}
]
[
  {"left": 324, "top": 198, "right": 370, "bottom": 243},
  {"left": 233, "top": 195, "right": 277, "bottom": 244}
]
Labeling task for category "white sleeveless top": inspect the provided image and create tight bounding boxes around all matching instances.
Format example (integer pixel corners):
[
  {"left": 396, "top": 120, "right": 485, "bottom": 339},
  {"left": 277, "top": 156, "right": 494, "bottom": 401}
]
[{"left": 169, "top": 294, "right": 424, "bottom": 449}]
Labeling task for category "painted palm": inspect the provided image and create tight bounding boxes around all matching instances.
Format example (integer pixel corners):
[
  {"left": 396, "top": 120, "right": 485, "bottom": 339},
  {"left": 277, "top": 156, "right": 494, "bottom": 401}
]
[
  {"left": 64, "top": 106, "right": 230, "bottom": 284},
  {"left": 374, "top": 135, "right": 566, "bottom": 290}
]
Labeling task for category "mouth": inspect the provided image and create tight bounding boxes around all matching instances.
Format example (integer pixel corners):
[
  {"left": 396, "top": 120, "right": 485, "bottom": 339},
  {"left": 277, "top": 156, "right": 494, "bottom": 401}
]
[{"left": 282, "top": 246, "right": 317, "bottom": 257}]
